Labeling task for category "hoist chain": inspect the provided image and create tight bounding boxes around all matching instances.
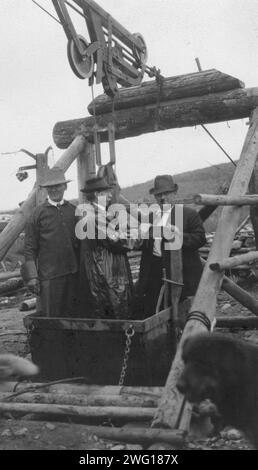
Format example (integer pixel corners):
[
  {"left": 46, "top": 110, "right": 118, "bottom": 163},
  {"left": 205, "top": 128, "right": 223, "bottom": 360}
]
[{"left": 118, "top": 325, "right": 135, "bottom": 387}]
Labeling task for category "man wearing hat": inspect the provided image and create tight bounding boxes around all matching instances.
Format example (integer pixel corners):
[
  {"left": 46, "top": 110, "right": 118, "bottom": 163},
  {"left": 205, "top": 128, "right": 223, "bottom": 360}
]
[
  {"left": 137, "top": 174, "right": 206, "bottom": 317},
  {"left": 24, "top": 167, "right": 79, "bottom": 317},
  {"left": 79, "top": 176, "right": 133, "bottom": 319}
]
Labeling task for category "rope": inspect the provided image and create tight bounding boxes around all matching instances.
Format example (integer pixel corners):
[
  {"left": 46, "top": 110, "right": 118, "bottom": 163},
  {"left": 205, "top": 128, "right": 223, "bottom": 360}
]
[
  {"left": 186, "top": 310, "right": 212, "bottom": 331},
  {"left": 154, "top": 71, "right": 165, "bottom": 131},
  {"left": 195, "top": 57, "right": 236, "bottom": 168}
]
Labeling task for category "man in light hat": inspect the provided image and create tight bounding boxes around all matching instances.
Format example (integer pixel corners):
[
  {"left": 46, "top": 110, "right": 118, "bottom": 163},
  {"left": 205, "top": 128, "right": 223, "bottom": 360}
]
[
  {"left": 137, "top": 174, "right": 206, "bottom": 317},
  {"left": 24, "top": 167, "right": 79, "bottom": 317}
]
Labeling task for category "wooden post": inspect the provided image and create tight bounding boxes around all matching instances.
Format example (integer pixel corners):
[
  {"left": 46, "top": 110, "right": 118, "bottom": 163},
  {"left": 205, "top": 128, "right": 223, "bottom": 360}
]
[
  {"left": 0, "top": 135, "right": 87, "bottom": 262},
  {"left": 77, "top": 142, "right": 96, "bottom": 204},
  {"left": 152, "top": 107, "right": 258, "bottom": 430},
  {"left": 249, "top": 156, "right": 258, "bottom": 249},
  {"left": 169, "top": 249, "right": 183, "bottom": 327},
  {"left": 35, "top": 153, "right": 49, "bottom": 205}
]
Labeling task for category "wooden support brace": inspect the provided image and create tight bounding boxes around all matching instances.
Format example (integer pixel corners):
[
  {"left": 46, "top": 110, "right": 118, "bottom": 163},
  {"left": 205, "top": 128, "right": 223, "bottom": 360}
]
[
  {"left": 210, "top": 250, "right": 258, "bottom": 272},
  {"left": 194, "top": 194, "right": 258, "bottom": 206},
  {"left": 77, "top": 142, "right": 96, "bottom": 204},
  {"left": 152, "top": 106, "right": 258, "bottom": 431}
]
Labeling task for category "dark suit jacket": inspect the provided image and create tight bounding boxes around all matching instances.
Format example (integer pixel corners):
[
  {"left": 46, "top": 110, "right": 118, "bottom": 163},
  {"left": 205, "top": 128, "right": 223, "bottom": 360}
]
[
  {"left": 138, "top": 206, "right": 206, "bottom": 299},
  {"left": 24, "top": 200, "right": 78, "bottom": 281}
]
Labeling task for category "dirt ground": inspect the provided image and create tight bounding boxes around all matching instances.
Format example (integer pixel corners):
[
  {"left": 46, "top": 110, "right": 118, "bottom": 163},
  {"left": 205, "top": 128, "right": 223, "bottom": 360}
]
[{"left": 0, "top": 282, "right": 257, "bottom": 451}]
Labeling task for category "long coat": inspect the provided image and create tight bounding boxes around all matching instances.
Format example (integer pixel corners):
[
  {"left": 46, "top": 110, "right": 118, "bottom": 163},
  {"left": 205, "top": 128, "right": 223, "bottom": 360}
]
[
  {"left": 138, "top": 206, "right": 206, "bottom": 302},
  {"left": 79, "top": 205, "right": 133, "bottom": 319},
  {"left": 24, "top": 200, "right": 79, "bottom": 317},
  {"left": 24, "top": 200, "right": 78, "bottom": 281}
]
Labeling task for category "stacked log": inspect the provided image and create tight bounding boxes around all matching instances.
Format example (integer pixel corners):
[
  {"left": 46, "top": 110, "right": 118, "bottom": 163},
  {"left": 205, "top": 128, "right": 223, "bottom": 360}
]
[{"left": 52, "top": 69, "right": 252, "bottom": 149}]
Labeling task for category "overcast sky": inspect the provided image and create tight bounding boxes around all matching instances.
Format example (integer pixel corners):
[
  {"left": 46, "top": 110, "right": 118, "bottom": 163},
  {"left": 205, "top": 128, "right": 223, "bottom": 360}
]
[{"left": 0, "top": 0, "right": 258, "bottom": 210}]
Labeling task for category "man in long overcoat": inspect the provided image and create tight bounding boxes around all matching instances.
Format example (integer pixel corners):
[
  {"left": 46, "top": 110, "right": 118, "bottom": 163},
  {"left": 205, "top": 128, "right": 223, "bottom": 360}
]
[
  {"left": 24, "top": 167, "right": 79, "bottom": 317},
  {"left": 137, "top": 174, "right": 206, "bottom": 317}
]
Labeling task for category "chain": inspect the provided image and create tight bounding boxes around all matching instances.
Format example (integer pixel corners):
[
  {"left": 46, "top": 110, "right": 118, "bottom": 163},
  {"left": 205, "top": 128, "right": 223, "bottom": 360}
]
[{"left": 118, "top": 325, "right": 135, "bottom": 386}]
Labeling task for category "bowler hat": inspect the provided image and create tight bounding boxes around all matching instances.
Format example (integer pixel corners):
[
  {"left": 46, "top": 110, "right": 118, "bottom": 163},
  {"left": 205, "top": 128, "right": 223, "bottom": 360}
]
[
  {"left": 149, "top": 175, "right": 178, "bottom": 195},
  {"left": 81, "top": 176, "right": 113, "bottom": 193},
  {"left": 40, "top": 167, "right": 71, "bottom": 187}
]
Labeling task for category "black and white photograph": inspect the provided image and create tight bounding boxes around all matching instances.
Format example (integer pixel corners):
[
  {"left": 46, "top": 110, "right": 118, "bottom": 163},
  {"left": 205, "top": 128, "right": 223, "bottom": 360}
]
[{"left": 0, "top": 0, "right": 258, "bottom": 458}]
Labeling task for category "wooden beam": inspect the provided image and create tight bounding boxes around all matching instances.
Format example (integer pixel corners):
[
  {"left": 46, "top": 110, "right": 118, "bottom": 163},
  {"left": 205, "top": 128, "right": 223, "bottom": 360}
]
[
  {"left": 0, "top": 269, "right": 21, "bottom": 281},
  {"left": 35, "top": 153, "right": 48, "bottom": 206},
  {"left": 210, "top": 250, "right": 258, "bottom": 272},
  {"left": 216, "top": 315, "right": 258, "bottom": 329},
  {"left": 220, "top": 273, "right": 258, "bottom": 315},
  {"left": 88, "top": 69, "right": 244, "bottom": 115},
  {"left": 200, "top": 257, "right": 258, "bottom": 316},
  {"left": 0, "top": 135, "right": 86, "bottom": 262},
  {"left": 194, "top": 194, "right": 258, "bottom": 206},
  {"left": 0, "top": 391, "right": 158, "bottom": 408},
  {"left": 152, "top": 107, "right": 258, "bottom": 430},
  {"left": 53, "top": 87, "right": 258, "bottom": 149},
  {"left": 77, "top": 142, "right": 96, "bottom": 204},
  {"left": 0, "top": 402, "right": 154, "bottom": 421},
  {"left": 2, "top": 382, "right": 162, "bottom": 396},
  {"left": 249, "top": 156, "right": 258, "bottom": 249}
]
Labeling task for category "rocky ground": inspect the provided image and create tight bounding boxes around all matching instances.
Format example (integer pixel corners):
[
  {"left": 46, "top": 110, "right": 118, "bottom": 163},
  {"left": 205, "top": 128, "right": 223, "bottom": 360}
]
[{"left": 0, "top": 281, "right": 257, "bottom": 451}]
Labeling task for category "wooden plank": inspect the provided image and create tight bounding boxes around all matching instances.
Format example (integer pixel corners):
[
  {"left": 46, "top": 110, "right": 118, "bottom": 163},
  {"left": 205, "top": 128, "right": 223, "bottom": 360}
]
[
  {"left": 0, "top": 135, "right": 86, "bottom": 262},
  {"left": 210, "top": 250, "right": 258, "bottom": 271},
  {"left": 152, "top": 107, "right": 258, "bottom": 430},
  {"left": 53, "top": 87, "right": 258, "bottom": 148},
  {"left": 194, "top": 194, "right": 258, "bottom": 206},
  {"left": 88, "top": 69, "right": 245, "bottom": 115},
  {"left": 23, "top": 308, "right": 172, "bottom": 334}
]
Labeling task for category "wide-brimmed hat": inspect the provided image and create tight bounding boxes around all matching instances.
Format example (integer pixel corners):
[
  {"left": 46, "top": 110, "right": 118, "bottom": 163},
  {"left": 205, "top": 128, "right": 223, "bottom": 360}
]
[
  {"left": 40, "top": 167, "right": 71, "bottom": 187},
  {"left": 149, "top": 174, "right": 178, "bottom": 195},
  {"left": 81, "top": 176, "right": 113, "bottom": 193}
]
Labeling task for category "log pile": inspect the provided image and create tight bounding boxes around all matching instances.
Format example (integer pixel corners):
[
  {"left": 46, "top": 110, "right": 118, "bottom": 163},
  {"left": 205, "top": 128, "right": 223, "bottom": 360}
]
[
  {"left": 0, "top": 382, "right": 185, "bottom": 447},
  {"left": 52, "top": 69, "right": 253, "bottom": 149}
]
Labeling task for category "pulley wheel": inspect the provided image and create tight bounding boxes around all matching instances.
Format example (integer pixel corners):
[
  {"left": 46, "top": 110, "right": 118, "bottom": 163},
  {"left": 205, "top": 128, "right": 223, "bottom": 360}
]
[
  {"left": 67, "top": 35, "right": 94, "bottom": 80},
  {"left": 132, "top": 32, "right": 148, "bottom": 70}
]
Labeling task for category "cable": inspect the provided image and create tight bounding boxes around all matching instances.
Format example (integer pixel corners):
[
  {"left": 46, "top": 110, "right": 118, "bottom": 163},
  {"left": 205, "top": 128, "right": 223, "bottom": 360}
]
[
  {"left": 201, "top": 124, "right": 237, "bottom": 167},
  {"left": 31, "top": 0, "right": 61, "bottom": 25},
  {"left": 195, "top": 57, "right": 237, "bottom": 168}
]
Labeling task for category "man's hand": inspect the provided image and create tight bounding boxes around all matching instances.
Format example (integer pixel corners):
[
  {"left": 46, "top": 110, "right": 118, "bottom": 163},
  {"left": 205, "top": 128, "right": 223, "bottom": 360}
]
[{"left": 27, "top": 278, "right": 40, "bottom": 296}]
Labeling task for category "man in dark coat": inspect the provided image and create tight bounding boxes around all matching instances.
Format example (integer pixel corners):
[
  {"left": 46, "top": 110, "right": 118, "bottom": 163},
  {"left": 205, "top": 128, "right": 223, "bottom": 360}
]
[
  {"left": 24, "top": 167, "right": 79, "bottom": 317},
  {"left": 137, "top": 174, "right": 206, "bottom": 317}
]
